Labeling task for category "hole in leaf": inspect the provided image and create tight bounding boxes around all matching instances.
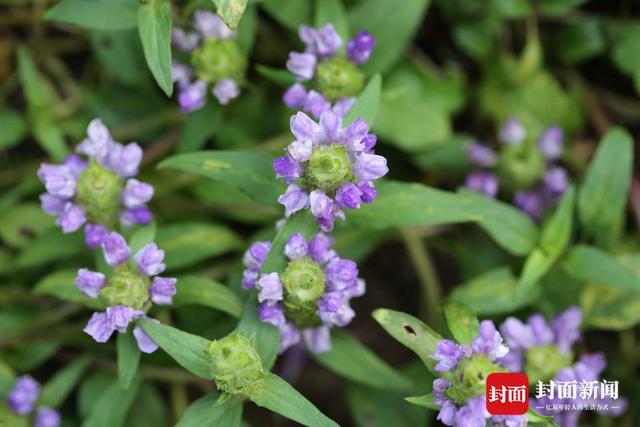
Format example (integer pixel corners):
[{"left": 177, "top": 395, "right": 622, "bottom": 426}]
[{"left": 403, "top": 323, "right": 416, "bottom": 336}]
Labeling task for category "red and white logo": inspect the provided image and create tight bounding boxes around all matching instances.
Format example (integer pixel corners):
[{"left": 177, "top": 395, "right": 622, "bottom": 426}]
[{"left": 486, "top": 372, "right": 529, "bottom": 415}]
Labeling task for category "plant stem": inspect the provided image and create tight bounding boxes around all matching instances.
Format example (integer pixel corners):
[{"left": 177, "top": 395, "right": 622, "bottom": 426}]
[{"left": 400, "top": 228, "right": 443, "bottom": 330}]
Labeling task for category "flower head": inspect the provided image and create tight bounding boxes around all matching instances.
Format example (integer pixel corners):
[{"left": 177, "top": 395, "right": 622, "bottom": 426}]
[
  {"left": 77, "top": 232, "right": 175, "bottom": 353},
  {"left": 37, "top": 119, "right": 152, "bottom": 248},
  {"left": 241, "top": 232, "right": 365, "bottom": 354},
  {"left": 274, "top": 112, "right": 388, "bottom": 231},
  {"left": 172, "top": 10, "right": 245, "bottom": 111},
  {"left": 7, "top": 375, "right": 40, "bottom": 415}
]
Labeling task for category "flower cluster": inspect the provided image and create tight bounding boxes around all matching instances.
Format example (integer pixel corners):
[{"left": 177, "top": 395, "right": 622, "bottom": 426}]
[
  {"left": 284, "top": 24, "right": 375, "bottom": 119},
  {"left": 37, "top": 119, "right": 152, "bottom": 248},
  {"left": 172, "top": 10, "right": 245, "bottom": 111},
  {"left": 465, "top": 117, "right": 569, "bottom": 220},
  {"left": 76, "top": 232, "right": 176, "bottom": 353},
  {"left": 7, "top": 376, "right": 60, "bottom": 427},
  {"left": 274, "top": 111, "right": 388, "bottom": 231},
  {"left": 430, "top": 321, "right": 527, "bottom": 427},
  {"left": 241, "top": 232, "right": 365, "bottom": 354}
]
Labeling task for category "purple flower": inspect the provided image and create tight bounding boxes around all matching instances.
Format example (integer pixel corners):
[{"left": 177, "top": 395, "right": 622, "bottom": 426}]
[
  {"left": 193, "top": 10, "right": 234, "bottom": 39},
  {"left": 172, "top": 62, "right": 193, "bottom": 84},
  {"left": 273, "top": 156, "right": 303, "bottom": 184},
  {"left": 256, "top": 272, "right": 283, "bottom": 303},
  {"left": 466, "top": 141, "right": 497, "bottom": 167},
  {"left": 102, "top": 232, "right": 131, "bottom": 268},
  {"left": 150, "top": 277, "right": 177, "bottom": 305},
  {"left": 325, "top": 258, "right": 358, "bottom": 291},
  {"left": 538, "top": 126, "right": 564, "bottom": 161},
  {"left": 243, "top": 241, "right": 271, "bottom": 269},
  {"left": 471, "top": 320, "right": 508, "bottom": 360},
  {"left": 287, "top": 52, "right": 317, "bottom": 81},
  {"left": 7, "top": 375, "right": 40, "bottom": 415},
  {"left": 353, "top": 153, "right": 388, "bottom": 181},
  {"left": 75, "top": 269, "right": 105, "bottom": 298},
  {"left": 83, "top": 312, "right": 115, "bottom": 343},
  {"left": 499, "top": 317, "right": 536, "bottom": 350},
  {"left": 277, "top": 184, "right": 310, "bottom": 217},
  {"left": 84, "top": 224, "right": 108, "bottom": 249},
  {"left": 514, "top": 190, "right": 544, "bottom": 221},
  {"left": 133, "top": 323, "right": 159, "bottom": 353},
  {"left": 120, "top": 206, "right": 152, "bottom": 228},
  {"left": 437, "top": 400, "right": 458, "bottom": 426},
  {"left": 258, "top": 302, "right": 286, "bottom": 327},
  {"left": 178, "top": 80, "right": 207, "bottom": 112},
  {"left": 64, "top": 154, "right": 86, "bottom": 177},
  {"left": 465, "top": 171, "right": 498, "bottom": 198},
  {"left": 335, "top": 182, "right": 363, "bottom": 209},
  {"left": 455, "top": 396, "right": 488, "bottom": 426},
  {"left": 317, "top": 291, "right": 354, "bottom": 326},
  {"left": 543, "top": 167, "right": 568, "bottom": 195},
  {"left": 284, "top": 233, "right": 308, "bottom": 260},
  {"left": 347, "top": 31, "right": 376, "bottom": 64},
  {"left": 527, "top": 314, "right": 554, "bottom": 346},
  {"left": 303, "top": 326, "right": 332, "bottom": 353},
  {"left": 552, "top": 306, "right": 581, "bottom": 353},
  {"left": 308, "top": 233, "right": 336, "bottom": 264},
  {"left": 303, "top": 90, "right": 331, "bottom": 118},
  {"left": 432, "top": 339, "right": 465, "bottom": 372},
  {"left": 172, "top": 28, "right": 200, "bottom": 52},
  {"left": 38, "top": 164, "right": 76, "bottom": 198},
  {"left": 358, "top": 181, "right": 377, "bottom": 203},
  {"left": 299, "top": 24, "right": 342, "bottom": 58},
  {"left": 106, "top": 306, "right": 143, "bottom": 333},
  {"left": 213, "top": 79, "right": 240, "bottom": 105},
  {"left": 39, "top": 193, "right": 66, "bottom": 215},
  {"left": 57, "top": 203, "right": 86, "bottom": 233},
  {"left": 279, "top": 322, "right": 301, "bottom": 354},
  {"left": 283, "top": 83, "right": 308, "bottom": 109},
  {"left": 122, "top": 179, "right": 154, "bottom": 208},
  {"left": 332, "top": 97, "right": 356, "bottom": 117},
  {"left": 290, "top": 111, "right": 322, "bottom": 142},
  {"left": 34, "top": 407, "right": 61, "bottom": 427},
  {"left": 135, "top": 243, "right": 166, "bottom": 276},
  {"left": 499, "top": 117, "right": 526, "bottom": 145}
]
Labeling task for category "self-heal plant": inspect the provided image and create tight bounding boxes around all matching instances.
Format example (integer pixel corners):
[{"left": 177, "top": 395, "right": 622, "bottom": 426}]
[
  {"left": 242, "top": 232, "right": 365, "bottom": 354},
  {"left": 283, "top": 24, "right": 375, "bottom": 119},
  {"left": 77, "top": 232, "right": 176, "bottom": 353},
  {"left": 274, "top": 111, "right": 388, "bottom": 231},
  {"left": 37, "top": 119, "right": 152, "bottom": 248},
  {"left": 465, "top": 117, "right": 569, "bottom": 220},
  {"left": 7, "top": 376, "right": 61, "bottom": 427},
  {"left": 172, "top": 10, "right": 245, "bottom": 111}
]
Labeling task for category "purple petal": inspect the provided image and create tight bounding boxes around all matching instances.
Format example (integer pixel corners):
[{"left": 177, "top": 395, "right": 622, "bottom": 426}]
[
  {"left": 527, "top": 314, "right": 554, "bottom": 346},
  {"left": 106, "top": 306, "right": 143, "bottom": 333},
  {"left": 543, "top": 167, "right": 568, "bottom": 195},
  {"left": 331, "top": 97, "right": 356, "bottom": 118},
  {"left": 84, "top": 224, "right": 108, "bottom": 249},
  {"left": 286, "top": 139, "right": 313, "bottom": 162},
  {"left": 38, "top": 164, "right": 76, "bottom": 198},
  {"left": 514, "top": 190, "right": 544, "bottom": 221},
  {"left": 290, "top": 111, "right": 321, "bottom": 143},
  {"left": 284, "top": 232, "right": 308, "bottom": 260},
  {"left": 324, "top": 257, "right": 358, "bottom": 291},
  {"left": 499, "top": 117, "right": 526, "bottom": 145},
  {"left": 347, "top": 31, "right": 376, "bottom": 64},
  {"left": 471, "top": 320, "right": 509, "bottom": 360},
  {"left": 303, "top": 90, "right": 331, "bottom": 119},
  {"left": 287, "top": 52, "right": 317, "bottom": 81},
  {"left": 273, "top": 156, "right": 303, "bottom": 184},
  {"left": 335, "top": 182, "right": 363, "bottom": 209},
  {"left": 57, "top": 203, "right": 86, "bottom": 233},
  {"left": 193, "top": 10, "right": 234, "bottom": 39},
  {"left": 538, "top": 126, "right": 564, "bottom": 161},
  {"left": 500, "top": 317, "right": 536, "bottom": 350},
  {"left": 342, "top": 118, "right": 369, "bottom": 152},
  {"left": 101, "top": 232, "right": 131, "bottom": 268},
  {"left": 150, "top": 277, "right": 177, "bottom": 305},
  {"left": 466, "top": 141, "right": 497, "bottom": 167},
  {"left": 279, "top": 321, "right": 301, "bottom": 354},
  {"left": 256, "top": 272, "right": 283, "bottom": 303},
  {"left": 34, "top": 407, "right": 61, "bottom": 427},
  {"left": 437, "top": 399, "right": 457, "bottom": 426},
  {"left": 552, "top": 306, "right": 582, "bottom": 353},
  {"left": 135, "top": 243, "right": 165, "bottom": 276},
  {"left": 178, "top": 80, "right": 207, "bottom": 113},
  {"left": 120, "top": 206, "right": 152, "bottom": 228},
  {"left": 308, "top": 233, "right": 336, "bottom": 264},
  {"left": 277, "top": 184, "right": 310, "bottom": 217},
  {"left": 122, "top": 178, "right": 154, "bottom": 208},
  {"left": 172, "top": 28, "right": 200, "bottom": 52},
  {"left": 40, "top": 193, "right": 67, "bottom": 216},
  {"left": 353, "top": 153, "right": 388, "bottom": 181},
  {"left": 283, "top": 83, "right": 308, "bottom": 109},
  {"left": 75, "top": 268, "right": 105, "bottom": 298},
  {"left": 213, "top": 79, "right": 240, "bottom": 105},
  {"left": 464, "top": 171, "right": 498, "bottom": 198},
  {"left": 357, "top": 181, "right": 377, "bottom": 204},
  {"left": 83, "top": 312, "right": 115, "bottom": 343},
  {"left": 106, "top": 142, "right": 143, "bottom": 178},
  {"left": 319, "top": 110, "right": 342, "bottom": 141},
  {"left": 258, "top": 301, "right": 285, "bottom": 327},
  {"left": 63, "top": 154, "right": 87, "bottom": 177},
  {"left": 303, "top": 326, "right": 332, "bottom": 353},
  {"left": 133, "top": 323, "right": 159, "bottom": 353},
  {"left": 243, "top": 241, "right": 271, "bottom": 269},
  {"left": 172, "top": 61, "right": 193, "bottom": 83},
  {"left": 7, "top": 375, "right": 40, "bottom": 415}
]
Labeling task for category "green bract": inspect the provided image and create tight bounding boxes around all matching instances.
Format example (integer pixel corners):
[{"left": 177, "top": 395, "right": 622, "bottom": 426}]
[
  {"left": 191, "top": 38, "right": 246, "bottom": 83},
  {"left": 281, "top": 256, "right": 325, "bottom": 327},
  {"left": 316, "top": 57, "right": 365, "bottom": 101},
  {"left": 100, "top": 264, "right": 151, "bottom": 310},
  {"left": 76, "top": 161, "right": 123, "bottom": 228},
  {"left": 496, "top": 142, "right": 545, "bottom": 190},
  {"left": 209, "top": 332, "right": 265, "bottom": 396},
  {"left": 305, "top": 144, "right": 353, "bottom": 196}
]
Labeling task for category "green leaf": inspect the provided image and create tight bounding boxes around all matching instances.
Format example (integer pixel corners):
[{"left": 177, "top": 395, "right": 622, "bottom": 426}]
[
  {"left": 89, "top": 30, "right": 151, "bottom": 87},
  {"left": 261, "top": 0, "right": 312, "bottom": 31},
  {"left": 249, "top": 373, "right": 339, "bottom": 427},
  {"left": 552, "top": 18, "right": 605, "bottom": 64},
  {"left": 237, "top": 296, "right": 279, "bottom": 371},
  {"left": 256, "top": 65, "right": 297, "bottom": 87},
  {"left": 138, "top": 0, "right": 173, "bottom": 96},
  {"left": 45, "top": 0, "right": 138, "bottom": 30},
  {"left": 372, "top": 309, "right": 442, "bottom": 373},
  {"left": 577, "top": 127, "right": 633, "bottom": 248},
  {"left": 82, "top": 376, "right": 142, "bottom": 427},
  {"left": 158, "top": 150, "right": 284, "bottom": 206},
  {"left": 261, "top": 211, "right": 318, "bottom": 274},
  {"left": 349, "top": 0, "right": 431, "bottom": 74},
  {"left": 156, "top": 222, "right": 242, "bottom": 270},
  {"left": 0, "top": 204, "right": 52, "bottom": 249},
  {"left": 314, "top": 0, "right": 349, "bottom": 41},
  {"left": 580, "top": 282, "right": 640, "bottom": 330},
  {"left": 126, "top": 383, "right": 168, "bottom": 427},
  {"left": 213, "top": 0, "right": 248, "bottom": 30},
  {"left": 39, "top": 356, "right": 92, "bottom": 408},
  {"left": 173, "top": 275, "right": 243, "bottom": 318},
  {"left": 612, "top": 21, "right": 640, "bottom": 94},
  {"left": 343, "top": 74, "right": 382, "bottom": 126},
  {"left": 178, "top": 103, "right": 224, "bottom": 152},
  {"left": 563, "top": 245, "right": 640, "bottom": 293},
  {"left": 128, "top": 222, "right": 157, "bottom": 255},
  {"left": 517, "top": 187, "right": 575, "bottom": 297},
  {"left": 443, "top": 302, "right": 479, "bottom": 346},
  {"left": 404, "top": 393, "right": 439, "bottom": 410},
  {"left": 0, "top": 109, "right": 27, "bottom": 150},
  {"left": 16, "top": 47, "right": 68, "bottom": 161},
  {"left": 138, "top": 318, "right": 213, "bottom": 379},
  {"left": 34, "top": 270, "right": 106, "bottom": 310},
  {"left": 526, "top": 408, "right": 559, "bottom": 426},
  {"left": 176, "top": 393, "right": 243, "bottom": 427},
  {"left": 16, "top": 228, "right": 84, "bottom": 269},
  {"left": 312, "top": 329, "right": 413, "bottom": 391},
  {"left": 117, "top": 332, "right": 141, "bottom": 390}
]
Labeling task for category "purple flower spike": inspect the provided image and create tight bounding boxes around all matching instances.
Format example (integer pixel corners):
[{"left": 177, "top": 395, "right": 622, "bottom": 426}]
[
  {"left": 83, "top": 312, "right": 115, "bottom": 343},
  {"left": 57, "top": 202, "right": 86, "bottom": 233},
  {"left": 133, "top": 323, "right": 159, "bottom": 354},
  {"left": 287, "top": 52, "right": 317, "bottom": 81},
  {"left": 552, "top": 306, "right": 582, "bottom": 353},
  {"left": 471, "top": 320, "right": 509, "bottom": 360},
  {"left": 106, "top": 306, "right": 142, "bottom": 333},
  {"left": 150, "top": 277, "right": 177, "bottom": 305},
  {"left": 213, "top": 79, "right": 240, "bottom": 105},
  {"left": 303, "top": 326, "right": 332, "bottom": 353},
  {"left": 347, "top": 31, "right": 376, "bottom": 64},
  {"left": 75, "top": 269, "right": 105, "bottom": 299},
  {"left": 193, "top": 10, "right": 234, "bottom": 39},
  {"left": 465, "top": 171, "right": 499, "bottom": 198},
  {"left": 7, "top": 375, "right": 40, "bottom": 415},
  {"left": 258, "top": 302, "right": 286, "bottom": 327},
  {"left": 279, "top": 322, "right": 301, "bottom": 354},
  {"left": 278, "top": 184, "right": 310, "bottom": 217},
  {"left": 178, "top": 80, "right": 207, "bottom": 113},
  {"left": 84, "top": 224, "right": 108, "bottom": 249},
  {"left": 466, "top": 141, "right": 497, "bottom": 167},
  {"left": 303, "top": 90, "right": 331, "bottom": 118},
  {"left": 432, "top": 339, "right": 465, "bottom": 372},
  {"left": 135, "top": 243, "right": 166, "bottom": 277},
  {"left": 499, "top": 117, "right": 526, "bottom": 145},
  {"left": 308, "top": 233, "right": 336, "bottom": 264},
  {"left": 285, "top": 233, "right": 308, "bottom": 260},
  {"left": 335, "top": 182, "right": 363, "bottom": 209},
  {"left": 353, "top": 153, "right": 389, "bottom": 181},
  {"left": 283, "top": 83, "right": 308, "bottom": 109},
  {"left": 101, "top": 232, "right": 131, "bottom": 268},
  {"left": 256, "top": 272, "right": 283, "bottom": 303},
  {"left": 538, "top": 126, "right": 564, "bottom": 161},
  {"left": 122, "top": 179, "right": 154, "bottom": 208},
  {"left": 273, "top": 156, "right": 303, "bottom": 184},
  {"left": 34, "top": 407, "right": 61, "bottom": 427}
]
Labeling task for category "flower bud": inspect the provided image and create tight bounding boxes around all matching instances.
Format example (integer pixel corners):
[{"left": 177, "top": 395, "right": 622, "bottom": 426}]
[
  {"left": 316, "top": 57, "right": 365, "bottom": 101},
  {"left": 209, "top": 333, "right": 264, "bottom": 396}
]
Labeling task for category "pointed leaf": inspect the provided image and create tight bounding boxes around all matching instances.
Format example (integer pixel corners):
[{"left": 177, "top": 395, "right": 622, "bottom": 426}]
[
  {"left": 82, "top": 376, "right": 142, "bottom": 427},
  {"left": 214, "top": 0, "right": 248, "bottom": 30},
  {"left": 173, "top": 275, "right": 243, "bottom": 318},
  {"left": 443, "top": 302, "right": 479, "bottom": 346},
  {"left": 45, "top": 0, "right": 138, "bottom": 30},
  {"left": 405, "top": 393, "right": 439, "bottom": 410},
  {"left": 138, "top": 0, "right": 173, "bottom": 96},
  {"left": 237, "top": 296, "right": 279, "bottom": 371},
  {"left": 344, "top": 74, "right": 382, "bottom": 126},
  {"left": 117, "top": 331, "right": 141, "bottom": 390},
  {"left": 176, "top": 393, "right": 243, "bottom": 427},
  {"left": 563, "top": 245, "right": 640, "bottom": 293},
  {"left": 39, "top": 356, "right": 92, "bottom": 408}
]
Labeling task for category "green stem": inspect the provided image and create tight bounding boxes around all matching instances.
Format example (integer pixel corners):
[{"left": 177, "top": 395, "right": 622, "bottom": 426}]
[{"left": 400, "top": 229, "right": 443, "bottom": 330}]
